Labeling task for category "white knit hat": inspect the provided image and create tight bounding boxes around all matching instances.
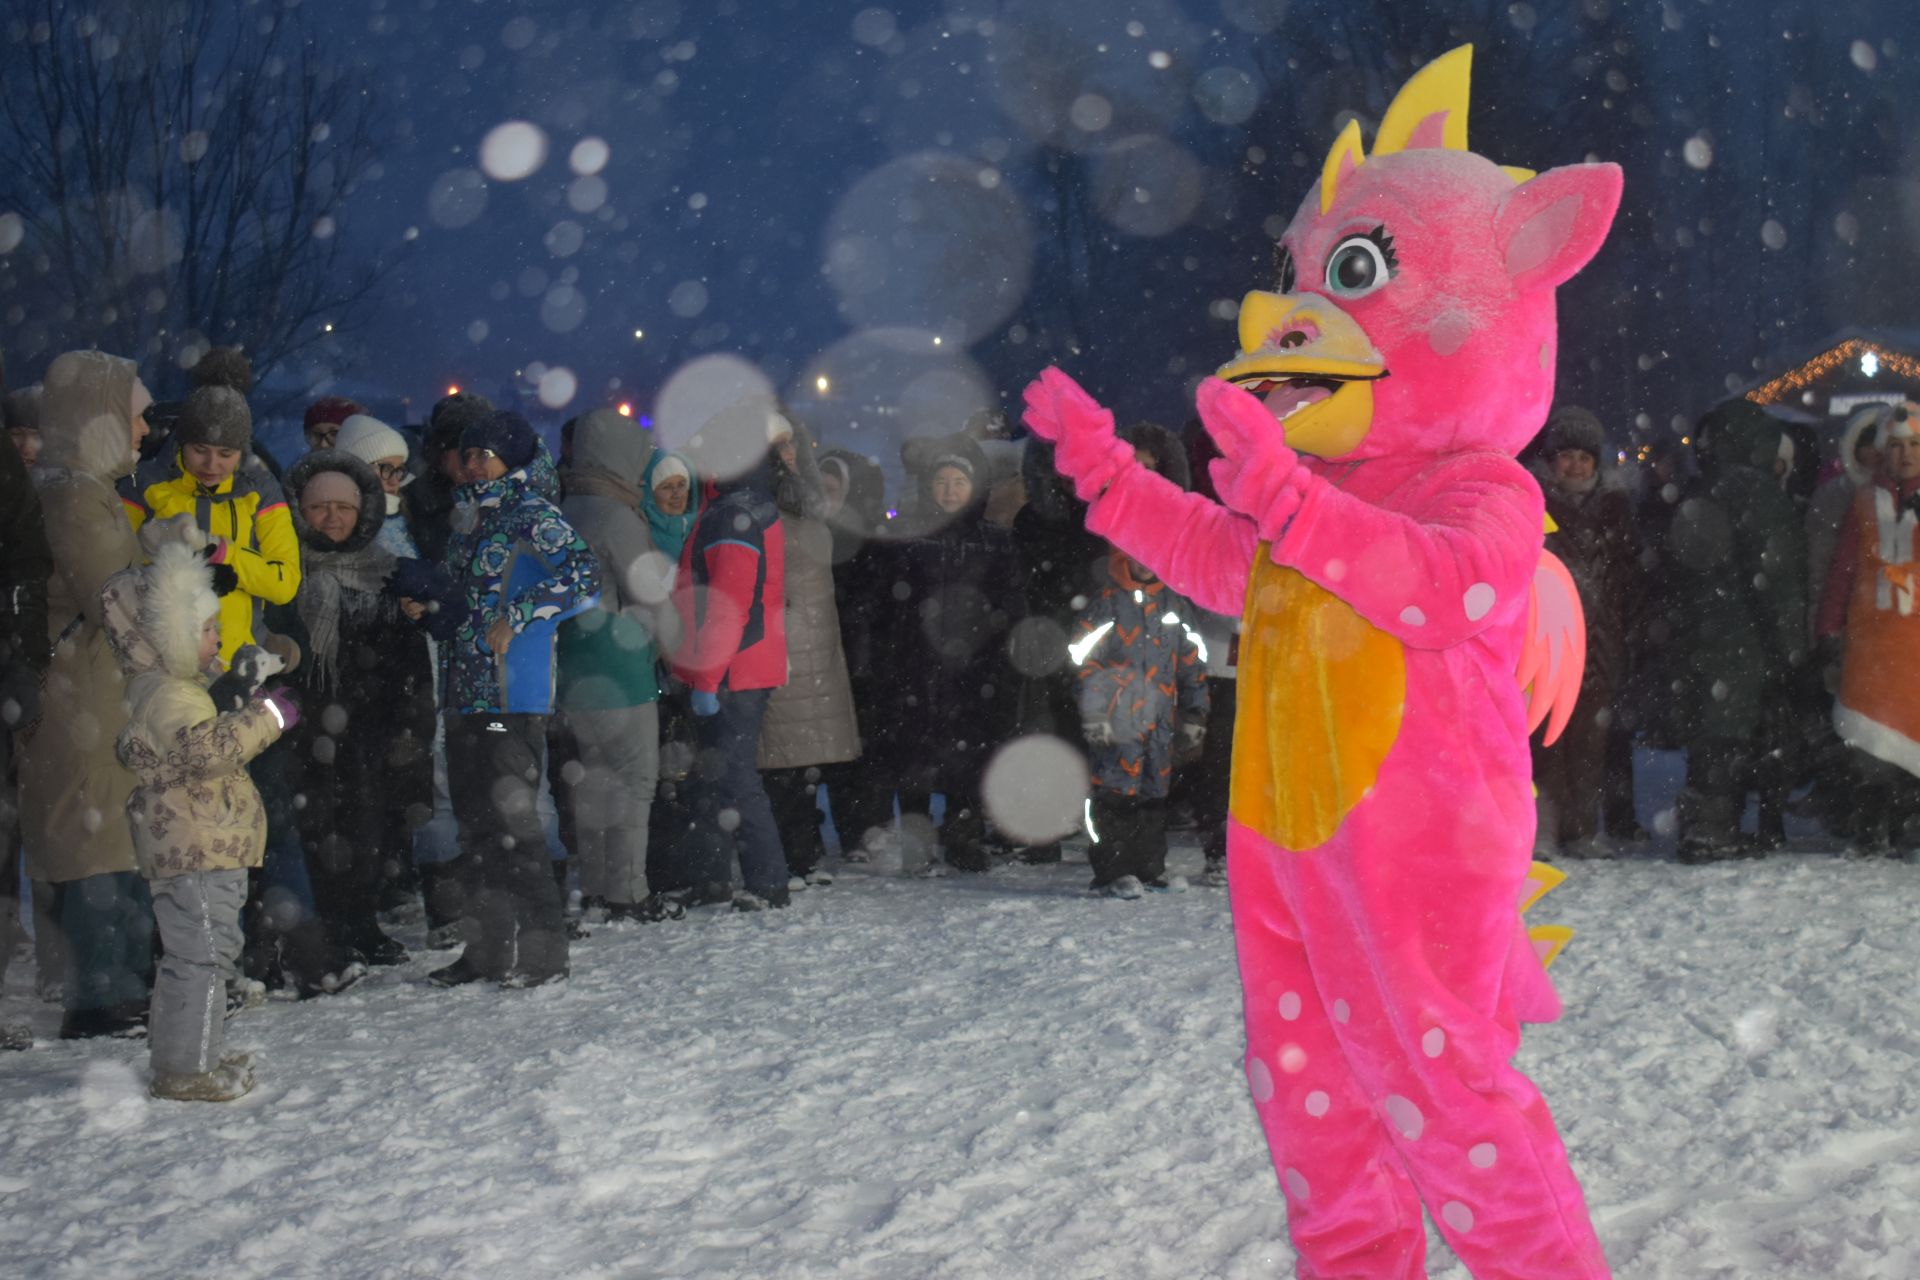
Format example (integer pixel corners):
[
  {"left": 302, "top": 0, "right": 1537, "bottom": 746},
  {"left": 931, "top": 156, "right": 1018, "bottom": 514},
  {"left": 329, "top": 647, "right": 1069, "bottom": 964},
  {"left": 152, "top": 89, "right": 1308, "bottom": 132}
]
[{"left": 337, "top": 414, "right": 412, "bottom": 483}]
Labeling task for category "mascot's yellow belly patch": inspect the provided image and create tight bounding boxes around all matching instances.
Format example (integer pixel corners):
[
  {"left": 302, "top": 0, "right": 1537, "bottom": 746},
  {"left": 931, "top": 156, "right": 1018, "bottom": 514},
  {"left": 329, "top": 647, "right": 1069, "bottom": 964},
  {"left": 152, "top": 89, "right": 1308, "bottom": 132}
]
[{"left": 1231, "top": 552, "right": 1407, "bottom": 850}]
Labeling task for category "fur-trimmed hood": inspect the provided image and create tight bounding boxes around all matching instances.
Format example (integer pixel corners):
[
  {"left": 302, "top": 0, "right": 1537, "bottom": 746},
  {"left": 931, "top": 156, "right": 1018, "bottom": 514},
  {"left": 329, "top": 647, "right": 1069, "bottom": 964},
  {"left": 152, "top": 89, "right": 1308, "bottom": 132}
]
[
  {"left": 1839, "top": 403, "right": 1891, "bottom": 488},
  {"left": 37, "top": 350, "right": 140, "bottom": 482},
  {"left": 288, "top": 449, "right": 386, "bottom": 553},
  {"left": 102, "top": 543, "right": 221, "bottom": 681}
]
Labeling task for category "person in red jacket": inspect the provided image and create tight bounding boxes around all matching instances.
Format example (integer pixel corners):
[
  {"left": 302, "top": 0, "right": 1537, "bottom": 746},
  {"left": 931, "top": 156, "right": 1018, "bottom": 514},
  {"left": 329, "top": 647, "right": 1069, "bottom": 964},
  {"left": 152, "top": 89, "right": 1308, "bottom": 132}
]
[{"left": 670, "top": 418, "right": 790, "bottom": 909}]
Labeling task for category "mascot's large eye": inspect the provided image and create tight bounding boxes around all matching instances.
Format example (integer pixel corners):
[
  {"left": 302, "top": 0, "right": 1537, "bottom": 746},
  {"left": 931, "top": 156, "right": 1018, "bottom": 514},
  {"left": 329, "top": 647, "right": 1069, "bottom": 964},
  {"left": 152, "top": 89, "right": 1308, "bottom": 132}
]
[{"left": 1324, "top": 227, "right": 1398, "bottom": 298}]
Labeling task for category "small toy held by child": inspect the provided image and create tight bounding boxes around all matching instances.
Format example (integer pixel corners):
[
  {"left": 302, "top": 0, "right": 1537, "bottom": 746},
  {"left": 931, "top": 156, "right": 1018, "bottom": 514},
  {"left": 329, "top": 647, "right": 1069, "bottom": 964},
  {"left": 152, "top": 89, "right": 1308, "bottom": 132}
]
[
  {"left": 1071, "top": 544, "right": 1209, "bottom": 897},
  {"left": 103, "top": 544, "right": 300, "bottom": 1102}
]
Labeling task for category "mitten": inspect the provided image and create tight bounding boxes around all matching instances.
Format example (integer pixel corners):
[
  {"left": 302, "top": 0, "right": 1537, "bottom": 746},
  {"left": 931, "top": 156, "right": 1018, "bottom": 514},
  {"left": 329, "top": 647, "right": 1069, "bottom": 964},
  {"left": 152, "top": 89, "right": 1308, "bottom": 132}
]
[
  {"left": 1197, "top": 378, "right": 1310, "bottom": 543},
  {"left": 1181, "top": 722, "right": 1206, "bottom": 749},
  {"left": 1020, "top": 368, "right": 1137, "bottom": 503},
  {"left": 1082, "top": 720, "right": 1115, "bottom": 748},
  {"left": 255, "top": 686, "right": 301, "bottom": 731},
  {"left": 690, "top": 689, "right": 720, "bottom": 718}
]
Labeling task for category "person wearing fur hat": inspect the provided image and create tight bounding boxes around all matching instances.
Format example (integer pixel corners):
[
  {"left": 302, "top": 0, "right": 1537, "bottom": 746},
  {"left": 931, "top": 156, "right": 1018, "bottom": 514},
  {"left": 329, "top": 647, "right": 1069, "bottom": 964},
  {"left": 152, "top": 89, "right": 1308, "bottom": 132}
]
[
  {"left": 1817, "top": 400, "right": 1920, "bottom": 853},
  {"left": 281, "top": 449, "right": 435, "bottom": 965},
  {"left": 134, "top": 384, "right": 301, "bottom": 665},
  {"left": 842, "top": 432, "right": 1026, "bottom": 872},
  {"left": 103, "top": 543, "right": 296, "bottom": 1100},
  {"left": 17, "top": 350, "right": 157, "bottom": 1039},
  {"left": 1531, "top": 405, "right": 1644, "bottom": 858},
  {"left": 405, "top": 409, "right": 598, "bottom": 985}
]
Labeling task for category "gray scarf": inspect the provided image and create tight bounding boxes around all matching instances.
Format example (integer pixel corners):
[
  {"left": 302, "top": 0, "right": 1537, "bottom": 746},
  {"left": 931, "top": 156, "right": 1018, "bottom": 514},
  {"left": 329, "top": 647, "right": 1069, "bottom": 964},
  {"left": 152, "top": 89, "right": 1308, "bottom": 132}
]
[{"left": 298, "top": 542, "right": 397, "bottom": 693}]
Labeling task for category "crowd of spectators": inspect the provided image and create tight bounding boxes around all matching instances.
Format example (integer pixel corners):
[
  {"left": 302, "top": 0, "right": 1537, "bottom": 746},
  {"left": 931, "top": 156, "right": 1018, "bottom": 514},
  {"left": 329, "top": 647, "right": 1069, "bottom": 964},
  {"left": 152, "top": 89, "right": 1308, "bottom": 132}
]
[{"left": 2, "top": 342, "right": 1916, "bottom": 1095}]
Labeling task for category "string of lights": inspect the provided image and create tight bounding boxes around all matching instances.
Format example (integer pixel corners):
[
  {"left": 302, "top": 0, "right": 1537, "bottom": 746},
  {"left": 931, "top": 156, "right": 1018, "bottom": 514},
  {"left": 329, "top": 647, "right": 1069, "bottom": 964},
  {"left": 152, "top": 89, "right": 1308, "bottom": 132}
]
[{"left": 1746, "top": 338, "right": 1920, "bottom": 407}]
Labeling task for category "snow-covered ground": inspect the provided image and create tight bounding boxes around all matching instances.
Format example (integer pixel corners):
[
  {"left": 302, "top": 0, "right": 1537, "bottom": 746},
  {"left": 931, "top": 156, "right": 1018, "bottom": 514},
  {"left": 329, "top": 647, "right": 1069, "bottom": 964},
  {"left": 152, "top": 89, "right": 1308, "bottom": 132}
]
[{"left": 4, "top": 760, "right": 1919, "bottom": 1278}]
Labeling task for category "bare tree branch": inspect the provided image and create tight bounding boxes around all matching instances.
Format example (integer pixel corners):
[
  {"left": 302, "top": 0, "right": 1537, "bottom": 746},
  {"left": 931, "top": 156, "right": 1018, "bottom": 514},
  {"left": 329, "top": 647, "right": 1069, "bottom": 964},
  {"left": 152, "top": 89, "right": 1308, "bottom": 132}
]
[{"left": 0, "top": 0, "right": 403, "bottom": 389}]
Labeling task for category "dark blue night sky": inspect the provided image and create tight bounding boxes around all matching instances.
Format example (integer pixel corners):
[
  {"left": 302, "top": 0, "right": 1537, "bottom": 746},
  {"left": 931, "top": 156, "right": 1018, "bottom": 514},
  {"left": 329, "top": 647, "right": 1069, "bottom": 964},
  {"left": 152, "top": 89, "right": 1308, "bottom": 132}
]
[{"left": 9, "top": 0, "right": 1920, "bottom": 461}]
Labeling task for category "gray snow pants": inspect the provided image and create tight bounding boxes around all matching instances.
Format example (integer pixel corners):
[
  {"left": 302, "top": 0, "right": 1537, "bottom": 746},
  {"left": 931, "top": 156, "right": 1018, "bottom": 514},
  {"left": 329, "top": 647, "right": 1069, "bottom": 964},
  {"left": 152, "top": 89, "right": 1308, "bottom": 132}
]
[
  {"left": 148, "top": 869, "right": 247, "bottom": 1076},
  {"left": 560, "top": 703, "right": 659, "bottom": 906}
]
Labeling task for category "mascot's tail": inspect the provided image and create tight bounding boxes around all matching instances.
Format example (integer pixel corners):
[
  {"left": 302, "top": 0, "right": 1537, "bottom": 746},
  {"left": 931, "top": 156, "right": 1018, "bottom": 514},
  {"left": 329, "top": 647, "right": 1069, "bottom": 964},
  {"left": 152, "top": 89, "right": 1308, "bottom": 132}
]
[
  {"left": 1521, "top": 862, "right": 1574, "bottom": 970},
  {"left": 1516, "top": 524, "right": 1587, "bottom": 984},
  {"left": 1516, "top": 544, "right": 1586, "bottom": 746}
]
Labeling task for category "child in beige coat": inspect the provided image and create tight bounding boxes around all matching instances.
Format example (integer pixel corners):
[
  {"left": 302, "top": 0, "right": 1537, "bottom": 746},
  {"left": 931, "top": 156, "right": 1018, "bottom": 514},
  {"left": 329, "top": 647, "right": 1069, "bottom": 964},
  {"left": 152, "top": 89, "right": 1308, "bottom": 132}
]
[{"left": 103, "top": 543, "right": 298, "bottom": 1101}]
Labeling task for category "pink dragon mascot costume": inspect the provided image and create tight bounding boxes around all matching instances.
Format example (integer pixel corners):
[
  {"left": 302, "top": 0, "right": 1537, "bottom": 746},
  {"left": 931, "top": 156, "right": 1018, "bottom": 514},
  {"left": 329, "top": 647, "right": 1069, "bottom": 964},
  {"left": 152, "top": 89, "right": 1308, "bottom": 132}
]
[{"left": 1024, "top": 47, "right": 1618, "bottom": 1280}]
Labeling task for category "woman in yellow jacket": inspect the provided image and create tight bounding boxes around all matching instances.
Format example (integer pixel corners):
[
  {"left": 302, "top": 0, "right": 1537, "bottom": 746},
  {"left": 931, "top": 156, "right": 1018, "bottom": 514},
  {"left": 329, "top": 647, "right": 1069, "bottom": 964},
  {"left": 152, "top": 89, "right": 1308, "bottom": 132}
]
[{"left": 134, "top": 386, "right": 300, "bottom": 663}]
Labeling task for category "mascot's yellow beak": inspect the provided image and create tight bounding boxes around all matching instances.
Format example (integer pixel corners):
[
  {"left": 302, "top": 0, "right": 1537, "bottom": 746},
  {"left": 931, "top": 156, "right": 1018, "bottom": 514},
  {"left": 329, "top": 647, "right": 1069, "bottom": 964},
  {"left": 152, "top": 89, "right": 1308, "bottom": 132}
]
[{"left": 1217, "top": 291, "right": 1386, "bottom": 458}]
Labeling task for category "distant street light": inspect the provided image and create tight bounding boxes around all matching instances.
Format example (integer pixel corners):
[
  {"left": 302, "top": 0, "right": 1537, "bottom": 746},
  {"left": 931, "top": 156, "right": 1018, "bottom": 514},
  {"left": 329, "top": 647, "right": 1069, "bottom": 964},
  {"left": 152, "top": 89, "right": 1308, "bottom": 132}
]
[{"left": 815, "top": 375, "right": 830, "bottom": 393}]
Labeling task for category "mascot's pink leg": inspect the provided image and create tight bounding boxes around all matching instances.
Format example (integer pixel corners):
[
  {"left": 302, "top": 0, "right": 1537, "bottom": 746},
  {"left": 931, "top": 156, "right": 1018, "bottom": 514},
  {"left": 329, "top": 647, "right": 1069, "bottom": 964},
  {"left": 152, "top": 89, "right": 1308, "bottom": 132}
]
[{"left": 1228, "top": 821, "right": 1610, "bottom": 1280}]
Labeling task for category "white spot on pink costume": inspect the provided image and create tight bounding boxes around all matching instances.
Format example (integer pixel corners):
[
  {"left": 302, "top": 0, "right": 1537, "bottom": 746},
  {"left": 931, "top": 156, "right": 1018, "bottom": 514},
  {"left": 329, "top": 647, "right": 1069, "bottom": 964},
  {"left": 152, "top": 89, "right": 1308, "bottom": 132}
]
[{"left": 1463, "top": 582, "right": 1497, "bottom": 621}]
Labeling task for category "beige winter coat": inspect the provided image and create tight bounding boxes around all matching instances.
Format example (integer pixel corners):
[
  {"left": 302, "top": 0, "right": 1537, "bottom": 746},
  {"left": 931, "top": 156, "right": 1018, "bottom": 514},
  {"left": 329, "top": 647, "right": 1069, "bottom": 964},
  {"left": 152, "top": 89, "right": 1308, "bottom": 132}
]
[
  {"left": 16, "top": 351, "right": 144, "bottom": 883},
  {"left": 758, "top": 513, "right": 860, "bottom": 769},
  {"left": 103, "top": 545, "right": 282, "bottom": 878}
]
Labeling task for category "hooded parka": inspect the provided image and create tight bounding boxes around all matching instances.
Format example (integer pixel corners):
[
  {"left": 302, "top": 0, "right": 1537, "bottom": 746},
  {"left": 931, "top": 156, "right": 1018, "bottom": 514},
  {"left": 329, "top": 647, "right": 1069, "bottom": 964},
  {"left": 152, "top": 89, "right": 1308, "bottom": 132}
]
[
  {"left": 104, "top": 545, "right": 284, "bottom": 877},
  {"left": 758, "top": 421, "right": 860, "bottom": 770},
  {"left": 18, "top": 351, "right": 145, "bottom": 883}
]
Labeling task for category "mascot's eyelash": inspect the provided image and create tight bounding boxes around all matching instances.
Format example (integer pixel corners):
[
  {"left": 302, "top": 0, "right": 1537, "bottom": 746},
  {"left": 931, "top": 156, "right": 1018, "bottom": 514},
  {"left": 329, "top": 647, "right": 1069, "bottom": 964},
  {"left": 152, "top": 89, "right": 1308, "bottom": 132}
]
[
  {"left": 1367, "top": 226, "right": 1401, "bottom": 276},
  {"left": 1273, "top": 243, "right": 1297, "bottom": 293}
]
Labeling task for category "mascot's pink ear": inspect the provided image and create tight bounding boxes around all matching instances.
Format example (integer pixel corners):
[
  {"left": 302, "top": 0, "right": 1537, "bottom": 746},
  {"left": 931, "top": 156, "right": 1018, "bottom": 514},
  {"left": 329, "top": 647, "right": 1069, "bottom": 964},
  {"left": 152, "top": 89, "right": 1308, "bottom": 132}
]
[{"left": 1496, "top": 162, "right": 1623, "bottom": 294}]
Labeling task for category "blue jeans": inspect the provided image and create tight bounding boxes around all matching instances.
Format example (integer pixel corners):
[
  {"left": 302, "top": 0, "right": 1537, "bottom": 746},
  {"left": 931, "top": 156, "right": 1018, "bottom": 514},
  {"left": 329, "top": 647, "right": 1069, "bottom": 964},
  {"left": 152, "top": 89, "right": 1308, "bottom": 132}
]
[{"left": 692, "top": 688, "right": 787, "bottom": 897}]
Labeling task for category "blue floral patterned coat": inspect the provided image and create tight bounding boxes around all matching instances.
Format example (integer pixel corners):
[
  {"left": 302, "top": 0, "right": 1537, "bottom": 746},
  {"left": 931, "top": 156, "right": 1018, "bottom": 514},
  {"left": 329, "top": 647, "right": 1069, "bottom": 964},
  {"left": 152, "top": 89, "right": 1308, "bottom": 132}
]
[{"left": 441, "top": 467, "right": 600, "bottom": 716}]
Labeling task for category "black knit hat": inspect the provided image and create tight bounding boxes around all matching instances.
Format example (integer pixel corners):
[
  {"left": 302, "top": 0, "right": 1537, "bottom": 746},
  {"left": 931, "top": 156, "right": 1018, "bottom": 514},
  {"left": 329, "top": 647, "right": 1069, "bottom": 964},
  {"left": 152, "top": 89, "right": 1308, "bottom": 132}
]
[
  {"left": 460, "top": 409, "right": 538, "bottom": 471},
  {"left": 173, "top": 385, "right": 252, "bottom": 451},
  {"left": 428, "top": 391, "right": 495, "bottom": 459}
]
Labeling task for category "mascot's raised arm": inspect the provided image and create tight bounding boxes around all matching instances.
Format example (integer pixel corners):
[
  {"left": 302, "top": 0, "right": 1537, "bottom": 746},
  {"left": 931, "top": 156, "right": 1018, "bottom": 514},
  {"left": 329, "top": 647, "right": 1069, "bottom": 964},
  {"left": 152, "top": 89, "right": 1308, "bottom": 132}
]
[{"left": 1023, "top": 46, "right": 1620, "bottom": 1280}]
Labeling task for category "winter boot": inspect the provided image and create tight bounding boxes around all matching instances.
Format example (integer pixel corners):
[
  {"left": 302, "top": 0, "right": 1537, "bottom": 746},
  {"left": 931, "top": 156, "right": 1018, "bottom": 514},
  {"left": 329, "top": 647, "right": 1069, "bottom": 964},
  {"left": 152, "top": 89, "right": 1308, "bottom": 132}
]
[
  {"left": 731, "top": 886, "right": 791, "bottom": 912},
  {"left": 499, "top": 965, "right": 569, "bottom": 990},
  {"left": 1, "top": 1023, "right": 31, "bottom": 1051},
  {"left": 614, "top": 895, "right": 686, "bottom": 924},
  {"left": 150, "top": 1059, "right": 254, "bottom": 1103},
  {"left": 346, "top": 921, "right": 409, "bottom": 967},
  {"left": 1090, "top": 875, "right": 1146, "bottom": 900},
  {"left": 427, "top": 954, "right": 488, "bottom": 988},
  {"left": 60, "top": 1002, "right": 148, "bottom": 1040}
]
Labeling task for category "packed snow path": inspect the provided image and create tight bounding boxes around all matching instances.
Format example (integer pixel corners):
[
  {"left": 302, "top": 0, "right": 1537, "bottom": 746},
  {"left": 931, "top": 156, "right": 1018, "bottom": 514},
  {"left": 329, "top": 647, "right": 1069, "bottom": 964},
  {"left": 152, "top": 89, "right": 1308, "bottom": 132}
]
[{"left": 4, "top": 844, "right": 1918, "bottom": 1278}]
